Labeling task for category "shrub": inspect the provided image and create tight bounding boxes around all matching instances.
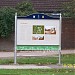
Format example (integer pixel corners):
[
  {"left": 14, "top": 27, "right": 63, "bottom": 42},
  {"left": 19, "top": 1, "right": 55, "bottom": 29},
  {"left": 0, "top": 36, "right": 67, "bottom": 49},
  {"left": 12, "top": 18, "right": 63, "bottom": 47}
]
[
  {"left": 0, "top": 7, "right": 16, "bottom": 37},
  {"left": 16, "top": 1, "right": 36, "bottom": 16}
]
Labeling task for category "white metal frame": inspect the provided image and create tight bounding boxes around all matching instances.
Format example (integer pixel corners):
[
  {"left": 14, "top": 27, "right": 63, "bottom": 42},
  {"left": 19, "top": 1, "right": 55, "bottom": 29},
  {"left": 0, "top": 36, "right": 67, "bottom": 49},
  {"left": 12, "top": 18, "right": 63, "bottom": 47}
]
[
  {"left": 14, "top": 13, "right": 17, "bottom": 64},
  {"left": 14, "top": 13, "right": 62, "bottom": 65},
  {"left": 58, "top": 13, "right": 62, "bottom": 64}
]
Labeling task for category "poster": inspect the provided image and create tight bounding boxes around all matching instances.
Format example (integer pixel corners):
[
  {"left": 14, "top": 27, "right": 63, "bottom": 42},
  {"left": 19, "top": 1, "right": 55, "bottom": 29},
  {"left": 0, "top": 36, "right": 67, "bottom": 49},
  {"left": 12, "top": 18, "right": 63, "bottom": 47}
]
[
  {"left": 16, "top": 14, "right": 61, "bottom": 50},
  {"left": 17, "top": 19, "right": 60, "bottom": 45}
]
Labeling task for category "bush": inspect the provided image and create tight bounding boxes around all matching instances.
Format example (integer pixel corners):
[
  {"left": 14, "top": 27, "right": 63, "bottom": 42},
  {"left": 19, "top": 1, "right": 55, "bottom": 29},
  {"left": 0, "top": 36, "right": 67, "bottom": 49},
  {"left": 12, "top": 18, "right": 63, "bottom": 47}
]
[
  {"left": 16, "top": 1, "right": 36, "bottom": 16},
  {"left": 62, "top": 0, "right": 75, "bottom": 18},
  {"left": 0, "top": 7, "right": 16, "bottom": 37},
  {"left": 0, "top": 1, "right": 36, "bottom": 38}
]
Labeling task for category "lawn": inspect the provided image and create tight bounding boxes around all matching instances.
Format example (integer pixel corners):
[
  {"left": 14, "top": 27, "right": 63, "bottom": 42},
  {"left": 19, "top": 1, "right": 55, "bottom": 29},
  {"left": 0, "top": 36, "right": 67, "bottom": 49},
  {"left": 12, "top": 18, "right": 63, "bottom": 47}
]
[
  {"left": 0, "top": 54, "right": 75, "bottom": 75},
  {"left": 0, "top": 54, "right": 75, "bottom": 65},
  {"left": 0, "top": 69, "right": 75, "bottom": 75}
]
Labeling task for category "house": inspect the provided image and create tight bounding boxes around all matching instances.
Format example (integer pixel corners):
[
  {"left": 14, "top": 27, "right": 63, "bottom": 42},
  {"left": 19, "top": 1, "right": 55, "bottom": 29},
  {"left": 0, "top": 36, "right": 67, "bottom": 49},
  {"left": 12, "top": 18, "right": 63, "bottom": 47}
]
[{"left": 0, "top": 0, "right": 74, "bottom": 50}]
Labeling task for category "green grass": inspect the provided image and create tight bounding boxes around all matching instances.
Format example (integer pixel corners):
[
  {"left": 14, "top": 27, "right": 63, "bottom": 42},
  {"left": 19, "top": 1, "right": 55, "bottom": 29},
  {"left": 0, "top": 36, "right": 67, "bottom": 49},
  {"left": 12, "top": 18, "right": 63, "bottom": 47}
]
[
  {"left": 61, "top": 54, "right": 75, "bottom": 64},
  {"left": 0, "top": 69, "right": 75, "bottom": 75},
  {"left": 0, "top": 54, "right": 75, "bottom": 65}
]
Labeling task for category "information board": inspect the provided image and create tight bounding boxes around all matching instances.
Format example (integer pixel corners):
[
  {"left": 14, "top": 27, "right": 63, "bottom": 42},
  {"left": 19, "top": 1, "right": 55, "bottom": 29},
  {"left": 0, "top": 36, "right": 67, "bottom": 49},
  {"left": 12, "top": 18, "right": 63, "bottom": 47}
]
[{"left": 15, "top": 14, "right": 61, "bottom": 50}]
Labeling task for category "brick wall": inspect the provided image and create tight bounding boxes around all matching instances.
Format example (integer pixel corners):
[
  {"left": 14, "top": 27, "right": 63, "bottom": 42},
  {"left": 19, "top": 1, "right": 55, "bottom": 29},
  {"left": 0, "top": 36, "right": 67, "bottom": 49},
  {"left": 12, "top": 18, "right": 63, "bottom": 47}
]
[
  {"left": 0, "top": 33, "right": 14, "bottom": 51},
  {"left": 61, "top": 18, "right": 75, "bottom": 49},
  {"left": 0, "top": 18, "right": 75, "bottom": 51}
]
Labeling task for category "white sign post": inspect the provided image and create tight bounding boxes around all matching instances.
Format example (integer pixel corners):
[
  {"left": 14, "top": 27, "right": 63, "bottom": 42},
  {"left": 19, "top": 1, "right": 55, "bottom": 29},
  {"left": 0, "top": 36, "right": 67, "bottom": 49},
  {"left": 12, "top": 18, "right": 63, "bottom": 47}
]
[
  {"left": 14, "top": 13, "right": 17, "bottom": 64},
  {"left": 14, "top": 13, "right": 62, "bottom": 64}
]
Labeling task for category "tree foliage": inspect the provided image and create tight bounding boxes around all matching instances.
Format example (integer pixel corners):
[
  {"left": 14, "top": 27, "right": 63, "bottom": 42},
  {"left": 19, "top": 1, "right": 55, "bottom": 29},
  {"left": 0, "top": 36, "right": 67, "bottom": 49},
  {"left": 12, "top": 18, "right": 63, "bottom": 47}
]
[
  {"left": 62, "top": 0, "right": 75, "bottom": 18},
  {"left": 0, "top": 7, "right": 16, "bottom": 37},
  {"left": 16, "top": 1, "right": 36, "bottom": 16},
  {"left": 0, "top": 1, "right": 36, "bottom": 38}
]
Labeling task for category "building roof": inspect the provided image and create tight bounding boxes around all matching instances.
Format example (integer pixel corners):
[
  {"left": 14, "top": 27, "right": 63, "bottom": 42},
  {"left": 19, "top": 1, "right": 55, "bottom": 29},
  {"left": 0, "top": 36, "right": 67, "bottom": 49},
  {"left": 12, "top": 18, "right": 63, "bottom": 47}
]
[
  {"left": 31, "top": 0, "right": 71, "bottom": 12},
  {"left": 0, "top": 0, "right": 71, "bottom": 12}
]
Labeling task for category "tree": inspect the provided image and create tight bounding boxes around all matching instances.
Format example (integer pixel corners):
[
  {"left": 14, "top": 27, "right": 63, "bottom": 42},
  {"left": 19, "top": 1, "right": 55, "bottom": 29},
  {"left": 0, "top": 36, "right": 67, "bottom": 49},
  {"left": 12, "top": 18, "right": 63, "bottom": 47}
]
[
  {"left": 0, "top": 1, "right": 36, "bottom": 38},
  {"left": 0, "top": 7, "right": 16, "bottom": 37},
  {"left": 16, "top": 1, "right": 36, "bottom": 16},
  {"left": 62, "top": 0, "right": 75, "bottom": 18}
]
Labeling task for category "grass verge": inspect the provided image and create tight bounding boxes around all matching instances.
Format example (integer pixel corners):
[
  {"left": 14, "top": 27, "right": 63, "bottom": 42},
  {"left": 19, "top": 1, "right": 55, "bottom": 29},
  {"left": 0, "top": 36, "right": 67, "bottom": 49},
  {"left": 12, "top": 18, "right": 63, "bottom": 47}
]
[
  {"left": 0, "top": 54, "right": 75, "bottom": 65},
  {"left": 0, "top": 69, "right": 75, "bottom": 75}
]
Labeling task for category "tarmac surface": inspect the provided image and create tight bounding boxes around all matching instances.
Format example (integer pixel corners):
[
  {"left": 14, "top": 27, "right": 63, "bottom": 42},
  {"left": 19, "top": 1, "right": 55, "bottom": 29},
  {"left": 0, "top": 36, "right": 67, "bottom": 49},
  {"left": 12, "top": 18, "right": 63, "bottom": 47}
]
[
  {"left": 0, "top": 64, "right": 74, "bottom": 69},
  {"left": 0, "top": 50, "right": 75, "bottom": 58},
  {"left": 0, "top": 50, "right": 75, "bottom": 69}
]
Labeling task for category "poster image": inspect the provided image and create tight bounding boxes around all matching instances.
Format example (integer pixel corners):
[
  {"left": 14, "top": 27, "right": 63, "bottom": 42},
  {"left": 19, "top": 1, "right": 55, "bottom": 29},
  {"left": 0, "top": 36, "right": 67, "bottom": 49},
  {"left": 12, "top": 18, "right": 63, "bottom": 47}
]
[
  {"left": 33, "top": 25, "right": 44, "bottom": 34},
  {"left": 45, "top": 26, "right": 56, "bottom": 34},
  {"left": 32, "top": 36, "right": 44, "bottom": 40}
]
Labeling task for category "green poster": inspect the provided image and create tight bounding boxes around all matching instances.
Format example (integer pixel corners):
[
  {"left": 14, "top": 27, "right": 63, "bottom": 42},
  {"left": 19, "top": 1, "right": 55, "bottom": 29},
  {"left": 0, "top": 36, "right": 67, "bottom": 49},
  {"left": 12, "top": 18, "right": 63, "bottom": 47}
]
[{"left": 33, "top": 25, "right": 44, "bottom": 34}]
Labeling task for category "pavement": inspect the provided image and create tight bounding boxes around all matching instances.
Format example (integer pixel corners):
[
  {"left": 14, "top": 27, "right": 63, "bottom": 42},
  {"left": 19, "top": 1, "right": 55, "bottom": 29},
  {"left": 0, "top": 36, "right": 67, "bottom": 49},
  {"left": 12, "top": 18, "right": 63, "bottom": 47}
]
[
  {"left": 0, "top": 64, "right": 74, "bottom": 69},
  {"left": 0, "top": 50, "right": 75, "bottom": 58},
  {"left": 0, "top": 50, "right": 75, "bottom": 69}
]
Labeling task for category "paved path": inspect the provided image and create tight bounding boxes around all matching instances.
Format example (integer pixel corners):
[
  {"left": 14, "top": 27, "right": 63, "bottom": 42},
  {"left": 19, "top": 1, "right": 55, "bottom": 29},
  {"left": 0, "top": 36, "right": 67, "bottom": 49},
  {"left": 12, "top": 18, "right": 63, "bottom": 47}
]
[
  {"left": 0, "top": 65, "right": 50, "bottom": 69},
  {"left": 0, "top": 50, "right": 75, "bottom": 58},
  {"left": 0, "top": 64, "right": 74, "bottom": 69}
]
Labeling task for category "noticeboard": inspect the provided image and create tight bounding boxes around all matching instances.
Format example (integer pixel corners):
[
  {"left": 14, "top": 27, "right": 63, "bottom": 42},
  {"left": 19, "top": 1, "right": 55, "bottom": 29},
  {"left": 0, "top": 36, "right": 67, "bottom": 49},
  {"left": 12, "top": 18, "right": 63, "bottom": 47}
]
[{"left": 15, "top": 14, "right": 61, "bottom": 50}]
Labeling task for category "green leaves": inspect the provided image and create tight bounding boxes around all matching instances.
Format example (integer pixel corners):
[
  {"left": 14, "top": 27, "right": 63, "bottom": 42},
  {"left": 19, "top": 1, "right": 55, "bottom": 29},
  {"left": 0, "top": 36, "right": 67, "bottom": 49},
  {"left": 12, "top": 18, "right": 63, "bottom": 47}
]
[
  {"left": 0, "top": 7, "right": 16, "bottom": 37},
  {"left": 62, "top": 0, "right": 75, "bottom": 18},
  {"left": 16, "top": 1, "right": 36, "bottom": 16},
  {"left": 0, "top": 1, "right": 36, "bottom": 38}
]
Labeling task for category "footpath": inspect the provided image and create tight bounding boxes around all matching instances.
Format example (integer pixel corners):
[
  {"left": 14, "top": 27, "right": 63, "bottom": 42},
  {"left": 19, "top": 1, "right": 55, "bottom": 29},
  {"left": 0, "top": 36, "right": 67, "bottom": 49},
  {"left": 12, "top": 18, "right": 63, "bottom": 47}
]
[
  {"left": 0, "top": 50, "right": 75, "bottom": 58},
  {"left": 0, "top": 64, "right": 75, "bottom": 69},
  {"left": 0, "top": 50, "right": 75, "bottom": 69}
]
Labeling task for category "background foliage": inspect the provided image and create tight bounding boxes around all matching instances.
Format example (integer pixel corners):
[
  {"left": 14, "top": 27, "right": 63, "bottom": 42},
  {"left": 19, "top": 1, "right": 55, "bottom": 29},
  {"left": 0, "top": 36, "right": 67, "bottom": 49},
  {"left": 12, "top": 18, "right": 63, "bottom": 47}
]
[
  {"left": 0, "top": 1, "right": 36, "bottom": 38},
  {"left": 16, "top": 1, "right": 36, "bottom": 16},
  {"left": 0, "top": 7, "right": 16, "bottom": 37},
  {"left": 62, "top": 0, "right": 75, "bottom": 18}
]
